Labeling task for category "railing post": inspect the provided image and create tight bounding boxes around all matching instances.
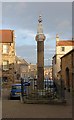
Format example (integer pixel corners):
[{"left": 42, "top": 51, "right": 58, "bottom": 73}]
[{"left": 21, "top": 78, "right": 24, "bottom": 102}]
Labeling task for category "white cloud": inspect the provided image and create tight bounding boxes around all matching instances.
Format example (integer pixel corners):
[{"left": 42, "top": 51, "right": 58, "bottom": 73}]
[
  {"left": 16, "top": 44, "right": 37, "bottom": 64},
  {"left": 45, "top": 33, "right": 56, "bottom": 41},
  {"left": 16, "top": 29, "right": 35, "bottom": 38},
  {"left": 57, "top": 20, "right": 71, "bottom": 31},
  {"left": 2, "top": 2, "right": 72, "bottom": 65},
  {"left": 15, "top": 29, "right": 36, "bottom": 46}
]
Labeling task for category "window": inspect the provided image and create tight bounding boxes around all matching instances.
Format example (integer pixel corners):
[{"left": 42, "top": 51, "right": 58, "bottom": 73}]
[
  {"left": 3, "top": 45, "right": 8, "bottom": 54},
  {"left": 3, "top": 61, "right": 9, "bottom": 70},
  {"left": 12, "top": 85, "right": 21, "bottom": 90},
  {"left": 61, "top": 47, "right": 65, "bottom": 52}
]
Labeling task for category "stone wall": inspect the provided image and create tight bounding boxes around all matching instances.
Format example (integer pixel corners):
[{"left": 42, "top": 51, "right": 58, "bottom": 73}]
[
  {"left": 2, "top": 31, "right": 15, "bottom": 84},
  {"left": 61, "top": 49, "right": 74, "bottom": 91}
]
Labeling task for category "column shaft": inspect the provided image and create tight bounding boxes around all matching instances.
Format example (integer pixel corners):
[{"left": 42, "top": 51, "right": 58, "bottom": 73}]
[{"left": 37, "top": 41, "right": 44, "bottom": 89}]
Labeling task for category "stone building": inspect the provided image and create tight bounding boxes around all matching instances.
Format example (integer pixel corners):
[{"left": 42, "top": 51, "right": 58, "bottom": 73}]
[
  {"left": 28, "top": 63, "right": 37, "bottom": 78},
  {"left": 14, "top": 56, "right": 29, "bottom": 81},
  {"left": 44, "top": 66, "right": 52, "bottom": 80},
  {"left": 61, "top": 49, "right": 74, "bottom": 91},
  {"left": 52, "top": 34, "right": 74, "bottom": 80},
  {"left": 0, "top": 30, "right": 16, "bottom": 83}
]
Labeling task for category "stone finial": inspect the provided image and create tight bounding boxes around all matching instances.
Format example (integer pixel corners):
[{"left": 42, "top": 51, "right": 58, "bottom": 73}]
[
  {"left": 36, "top": 15, "right": 46, "bottom": 41},
  {"left": 38, "top": 15, "right": 42, "bottom": 23},
  {"left": 37, "top": 15, "right": 43, "bottom": 34}
]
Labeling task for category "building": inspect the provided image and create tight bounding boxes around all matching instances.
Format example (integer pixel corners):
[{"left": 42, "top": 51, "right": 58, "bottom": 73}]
[
  {"left": 52, "top": 34, "right": 74, "bottom": 80},
  {"left": 61, "top": 49, "right": 74, "bottom": 91},
  {"left": 28, "top": 63, "right": 37, "bottom": 78},
  {"left": 44, "top": 66, "right": 52, "bottom": 80},
  {"left": 0, "top": 30, "right": 16, "bottom": 83},
  {"left": 15, "top": 56, "right": 29, "bottom": 80}
]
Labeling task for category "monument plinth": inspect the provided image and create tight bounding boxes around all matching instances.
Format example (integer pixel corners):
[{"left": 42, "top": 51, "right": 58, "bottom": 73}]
[{"left": 35, "top": 15, "right": 46, "bottom": 90}]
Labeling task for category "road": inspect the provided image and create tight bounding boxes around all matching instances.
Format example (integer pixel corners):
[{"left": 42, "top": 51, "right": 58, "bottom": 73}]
[{"left": 2, "top": 88, "right": 72, "bottom": 118}]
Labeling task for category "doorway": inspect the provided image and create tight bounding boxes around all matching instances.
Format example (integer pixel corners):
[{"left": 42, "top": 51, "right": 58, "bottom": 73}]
[{"left": 66, "top": 67, "right": 70, "bottom": 92}]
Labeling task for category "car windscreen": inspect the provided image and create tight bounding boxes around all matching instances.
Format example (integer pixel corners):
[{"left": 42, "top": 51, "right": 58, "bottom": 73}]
[{"left": 12, "top": 85, "right": 21, "bottom": 90}]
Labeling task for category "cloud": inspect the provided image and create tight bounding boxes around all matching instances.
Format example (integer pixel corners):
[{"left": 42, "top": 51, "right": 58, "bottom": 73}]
[
  {"left": 16, "top": 45, "right": 37, "bottom": 63},
  {"left": 16, "top": 43, "right": 55, "bottom": 65},
  {"left": 57, "top": 20, "right": 71, "bottom": 31},
  {"left": 16, "top": 29, "right": 35, "bottom": 38},
  {"left": 2, "top": 2, "right": 72, "bottom": 65},
  {"left": 15, "top": 29, "right": 36, "bottom": 46},
  {"left": 2, "top": 2, "right": 72, "bottom": 31}
]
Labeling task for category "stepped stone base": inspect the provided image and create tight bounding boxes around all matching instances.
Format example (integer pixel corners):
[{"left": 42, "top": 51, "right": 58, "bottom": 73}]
[{"left": 23, "top": 96, "right": 67, "bottom": 104}]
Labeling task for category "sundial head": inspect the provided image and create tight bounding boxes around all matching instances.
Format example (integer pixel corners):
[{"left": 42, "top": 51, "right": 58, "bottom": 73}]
[{"left": 38, "top": 15, "right": 42, "bottom": 23}]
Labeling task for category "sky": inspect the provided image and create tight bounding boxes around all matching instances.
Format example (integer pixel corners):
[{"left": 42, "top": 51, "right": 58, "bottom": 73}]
[{"left": 0, "top": 2, "right": 72, "bottom": 66}]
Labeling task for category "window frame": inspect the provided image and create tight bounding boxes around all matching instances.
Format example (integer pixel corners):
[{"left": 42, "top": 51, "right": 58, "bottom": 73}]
[
  {"left": 3, "top": 60, "right": 9, "bottom": 70},
  {"left": 3, "top": 44, "right": 8, "bottom": 54},
  {"left": 61, "top": 46, "right": 65, "bottom": 52}
]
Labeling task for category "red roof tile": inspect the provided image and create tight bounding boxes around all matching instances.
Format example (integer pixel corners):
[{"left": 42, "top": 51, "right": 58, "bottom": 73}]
[
  {"left": 0, "top": 30, "right": 13, "bottom": 43},
  {"left": 56, "top": 40, "right": 74, "bottom": 46}
]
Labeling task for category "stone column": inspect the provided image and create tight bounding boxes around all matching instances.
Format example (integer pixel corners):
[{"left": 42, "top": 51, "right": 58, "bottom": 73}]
[{"left": 35, "top": 15, "right": 46, "bottom": 90}]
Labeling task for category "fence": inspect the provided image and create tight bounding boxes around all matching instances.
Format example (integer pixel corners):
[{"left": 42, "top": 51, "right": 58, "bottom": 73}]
[{"left": 21, "top": 78, "right": 66, "bottom": 104}]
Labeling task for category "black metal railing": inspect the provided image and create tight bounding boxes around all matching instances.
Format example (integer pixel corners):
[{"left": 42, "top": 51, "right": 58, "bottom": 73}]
[{"left": 21, "top": 78, "right": 66, "bottom": 103}]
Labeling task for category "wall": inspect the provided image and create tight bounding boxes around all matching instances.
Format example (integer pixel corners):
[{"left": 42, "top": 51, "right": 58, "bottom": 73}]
[
  {"left": 1, "top": 31, "right": 15, "bottom": 83},
  {"left": 61, "top": 50, "right": 74, "bottom": 91},
  {"left": 53, "top": 44, "right": 73, "bottom": 80}
]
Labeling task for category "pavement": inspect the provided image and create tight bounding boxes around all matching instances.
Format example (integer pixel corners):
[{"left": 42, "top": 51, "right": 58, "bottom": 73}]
[
  {"left": 2, "top": 100, "right": 72, "bottom": 118},
  {"left": 2, "top": 90, "right": 72, "bottom": 118},
  {"left": 1, "top": 88, "right": 72, "bottom": 119}
]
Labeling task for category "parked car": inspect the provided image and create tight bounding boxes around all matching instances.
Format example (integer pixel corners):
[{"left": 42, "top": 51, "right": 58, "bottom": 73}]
[
  {"left": 10, "top": 81, "right": 31, "bottom": 99},
  {"left": 10, "top": 84, "right": 26, "bottom": 99}
]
